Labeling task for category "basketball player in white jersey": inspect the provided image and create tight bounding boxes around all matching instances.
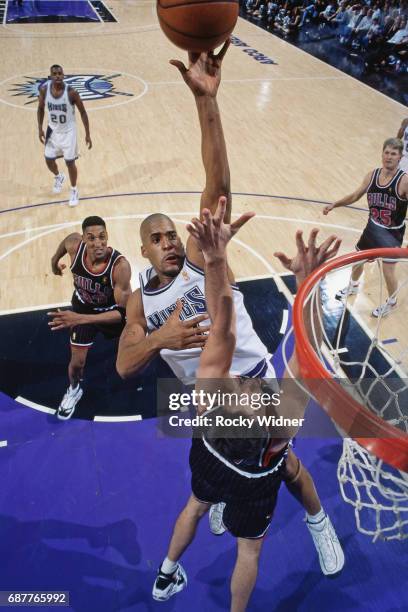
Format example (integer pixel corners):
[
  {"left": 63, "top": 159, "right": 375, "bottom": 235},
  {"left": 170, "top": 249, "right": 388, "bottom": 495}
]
[
  {"left": 397, "top": 117, "right": 408, "bottom": 173},
  {"left": 37, "top": 64, "right": 92, "bottom": 207},
  {"left": 117, "top": 41, "right": 344, "bottom": 576},
  {"left": 152, "top": 200, "right": 343, "bottom": 606}
]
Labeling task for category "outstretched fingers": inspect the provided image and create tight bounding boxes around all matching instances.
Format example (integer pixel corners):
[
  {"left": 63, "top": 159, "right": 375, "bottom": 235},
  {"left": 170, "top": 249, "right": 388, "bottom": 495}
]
[
  {"left": 213, "top": 197, "right": 227, "bottom": 226},
  {"left": 274, "top": 252, "right": 292, "bottom": 269},
  {"left": 307, "top": 228, "right": 320, "bottom": 251},
  {"left": 295, "top": 230, "right": 307, "bottom": 256},
  {"left": 231, "top": 211, "right": 255, "bottom": 233},
  {"left": 216, "top": 38, "right": 231, "bottom": 62},
  {"left": 169, "top": 59, "right": 188, "bottom": 76},
  {"left": 323, "top": 238, "right": 342, "bottom": 260}
]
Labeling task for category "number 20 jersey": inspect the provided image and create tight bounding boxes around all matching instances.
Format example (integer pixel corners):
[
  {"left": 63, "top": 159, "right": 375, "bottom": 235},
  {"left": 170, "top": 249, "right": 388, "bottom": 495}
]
[
  {"left": 45, "top": 81, "right": 76, "bottom": 134},
  {"left": 366, "top": 168, "right": 407, "bottom": 229},
  {"left": 139, "top": 258, "right": 269, "bottom": 385}
]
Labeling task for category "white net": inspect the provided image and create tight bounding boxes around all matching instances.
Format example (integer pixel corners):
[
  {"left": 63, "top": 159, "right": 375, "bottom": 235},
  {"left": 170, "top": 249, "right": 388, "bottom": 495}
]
[
  {"left": 337, "top": 439, "right": 408, "bottom": 541},
  {"left": 295, "top": 252, "right": 408, "bottom": 541}
]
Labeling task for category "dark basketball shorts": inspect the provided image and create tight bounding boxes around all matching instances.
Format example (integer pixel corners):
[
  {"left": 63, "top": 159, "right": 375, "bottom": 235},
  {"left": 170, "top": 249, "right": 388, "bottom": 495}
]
[
  {"left": 189, "top": 438, "right": 286, "bottom": 539},
  {"left": 356, "top": 219, "right": 405, "bottom": 257},
  {"left": 70, "top": 304, "right": 125, "bottom": 348}
]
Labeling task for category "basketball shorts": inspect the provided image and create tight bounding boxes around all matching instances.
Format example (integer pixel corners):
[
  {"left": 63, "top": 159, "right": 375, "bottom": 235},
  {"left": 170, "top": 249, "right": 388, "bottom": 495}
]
[
  {"left": 70, "top": 302, "right": 125, "bottom": 348},
  {"left": 189, "top": 438, "right": 285, "bottom": 539},
  {"left": 356, "top": 219, "right": 405, "bottom": 254},
  {"left": 45, "top": 126, "right": 78, "bottom": 162}
]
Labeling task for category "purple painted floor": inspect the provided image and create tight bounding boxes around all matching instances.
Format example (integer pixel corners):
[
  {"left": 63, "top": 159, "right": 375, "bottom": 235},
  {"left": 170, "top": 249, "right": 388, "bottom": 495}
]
[{"left": 0, "top": 392, "right": 407, "bottom": 611}]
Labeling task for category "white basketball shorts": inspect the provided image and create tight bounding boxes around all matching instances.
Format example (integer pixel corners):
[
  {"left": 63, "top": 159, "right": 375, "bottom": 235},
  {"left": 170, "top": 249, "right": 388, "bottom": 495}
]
[{"left": 45, "top": 126, "right": 78, "bottom": 162}]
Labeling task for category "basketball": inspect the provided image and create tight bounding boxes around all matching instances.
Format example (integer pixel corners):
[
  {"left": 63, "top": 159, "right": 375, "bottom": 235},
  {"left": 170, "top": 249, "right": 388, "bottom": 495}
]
[{"left": 157, "top": 0, "right": 239, "bottom": 53}]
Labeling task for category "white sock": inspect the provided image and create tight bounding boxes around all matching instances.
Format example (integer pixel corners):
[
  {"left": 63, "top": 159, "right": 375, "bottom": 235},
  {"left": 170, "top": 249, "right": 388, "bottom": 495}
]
[
  {"left": 350, "top": 280, "right": 359, "bottom": 286},
  {"left": 307, "top": 508, "right": 326, "bottom": 526},
  {"left": 161, "top": 557, "right": 178, "bottom": 575},
  {"left": 387, "top": 297, "right": 397, "bottom": 305}
]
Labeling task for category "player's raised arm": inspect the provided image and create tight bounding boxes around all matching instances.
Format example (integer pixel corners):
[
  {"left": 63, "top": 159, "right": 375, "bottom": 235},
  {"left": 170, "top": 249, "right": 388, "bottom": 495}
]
[
  {"left": 271, "top": 229, "right": 341, "bottom": 437},
  {"left": 186, "top": 197, "right": 254, "bottom": 378},
  {"left": 170, "top": 40, "right": 231, "bottom": 224}
]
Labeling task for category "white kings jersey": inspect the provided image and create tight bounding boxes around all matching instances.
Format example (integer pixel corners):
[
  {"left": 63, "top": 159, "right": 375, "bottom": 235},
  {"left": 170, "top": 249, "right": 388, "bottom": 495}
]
[
  {"left": 401, "top": 124, "right": 408, "bottom": 172},
  {"left": 45, "top": 81, "right": 76, "bottom": 134},
  {"left": 139, "top": 258, "right": 269, "bottom": 385}
]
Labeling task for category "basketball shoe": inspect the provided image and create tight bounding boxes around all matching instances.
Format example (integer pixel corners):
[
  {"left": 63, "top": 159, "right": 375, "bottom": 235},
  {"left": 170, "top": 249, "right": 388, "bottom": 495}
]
[
  {"left": 307, "top": 514, "right": 345, "bottom": 575},
  {"left": 209, "top": 502, "right": 227, "bottom": 535},
  {"left": 53, "top": 173, "right": 65, "bottom": 194},
  {"left": 152, "top": 564, "right": 187, "bottom": 601},
  {"left": 57, "top": 384, "right": 83, "bottom": 420},
  {"left": 69, "top": 187, "right": 79, "bottom": 207},
  {"left": 335, "top": 282, "right": 359, "bottom": 300},
  {"left": 372, "top": 298, "right": 397, "bottom": 318}
]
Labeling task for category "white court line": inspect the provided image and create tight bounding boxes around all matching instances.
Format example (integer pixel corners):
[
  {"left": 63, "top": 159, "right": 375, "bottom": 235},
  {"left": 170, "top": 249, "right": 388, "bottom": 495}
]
[
  {"left": 0, "top": 302, "right": 70, "bottom": 316},
  {"left": 279, "top": 309, "right": 289, "bottom": 334},
  {"left": 0, "top": 440, "right": 7, "bottom": 448},
  {"left": 0, "top": 211, "right": 368, "bottom": 241},
  {"left": 16, "top": 396, "right": 56, "bottom": 415},
  {"left": 0, "top": 227, "right": 70, "bottom": 262},
  {"left": 94, "top": 414, "right": 142, "bottom": 422}
]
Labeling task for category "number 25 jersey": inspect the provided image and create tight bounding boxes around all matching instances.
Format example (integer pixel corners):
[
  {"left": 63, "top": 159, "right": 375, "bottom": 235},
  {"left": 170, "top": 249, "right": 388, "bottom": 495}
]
[{"left": 367, "top": 168, "right": 407, "bottom": 229}]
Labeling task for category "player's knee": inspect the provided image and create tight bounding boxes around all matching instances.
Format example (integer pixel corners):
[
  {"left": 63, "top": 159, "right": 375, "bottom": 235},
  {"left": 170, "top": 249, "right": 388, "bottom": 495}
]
[
  {"left": 186, "top": 495, "right": 210, "bottom": 519},
  {"left": 237, "top": 537, "right": 263, "bottom": 560},
  {"left": 282, "top": 450, "right": 302, "bottom": 483}
]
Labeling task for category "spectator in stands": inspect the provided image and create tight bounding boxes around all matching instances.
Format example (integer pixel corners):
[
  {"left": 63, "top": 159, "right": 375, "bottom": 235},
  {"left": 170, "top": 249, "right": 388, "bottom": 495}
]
[
  {"left": 319, "top": 1, "right": 337, "bottom": 26},
  {"left": 361, "top": 16, "right": 384, "bottom": 48},
  {"left": 351, "top": 8, "right": 374, "bottom": 47},
  {"left": 364, "top": 14, "right": 408, "bottom": 69}
]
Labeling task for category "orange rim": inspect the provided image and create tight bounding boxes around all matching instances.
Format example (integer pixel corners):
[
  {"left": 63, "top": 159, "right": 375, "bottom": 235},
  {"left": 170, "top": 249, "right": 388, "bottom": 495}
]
[{"left": 293, "top": 247, "right": 408, "bottom": 472}]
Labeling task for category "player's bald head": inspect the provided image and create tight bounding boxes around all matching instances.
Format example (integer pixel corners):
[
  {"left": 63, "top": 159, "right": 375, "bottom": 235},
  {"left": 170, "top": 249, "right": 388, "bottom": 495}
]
[{"left": 140, "top": 213, "right": 176, "bottom": 245}]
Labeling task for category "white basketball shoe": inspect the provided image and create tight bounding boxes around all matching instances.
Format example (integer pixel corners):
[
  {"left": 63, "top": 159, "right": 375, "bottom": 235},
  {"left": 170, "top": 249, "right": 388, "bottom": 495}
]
[
  {"left": 57, "top": 384, "right": 83, "bottom": 420},
  {"left": 152, "top": 563, "right": 187, "bottom": 601},
  {"left": 69, "top": 187, "right": 79, "bottom": 207},
  {"left": 53, "top": 173, "right": 66, "bottom": 194},
  {"left": 307, "top": 514, "right": 345, "bottom": 575}
]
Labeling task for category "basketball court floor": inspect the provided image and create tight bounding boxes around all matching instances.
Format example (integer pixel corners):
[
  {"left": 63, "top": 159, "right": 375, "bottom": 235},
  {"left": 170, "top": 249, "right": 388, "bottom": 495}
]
[{"left": 0, "top": 1, "right": 407, "bottom": 610}]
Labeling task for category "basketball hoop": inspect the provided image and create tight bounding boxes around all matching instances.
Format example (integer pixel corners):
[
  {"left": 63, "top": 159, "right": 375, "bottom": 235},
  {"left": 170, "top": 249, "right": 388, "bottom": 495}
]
[{"left": 293, "top": 247, "right": 408, "bottom": 541}]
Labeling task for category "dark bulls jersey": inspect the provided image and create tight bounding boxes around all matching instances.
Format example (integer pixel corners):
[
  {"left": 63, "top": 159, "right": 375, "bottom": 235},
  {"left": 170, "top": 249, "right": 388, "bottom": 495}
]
[
  {"left": 70, "top": 242, "right": 124, "bottom": 312},
  {"left": 367, "top": 168, "right": 407, "bottom": 229}
]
